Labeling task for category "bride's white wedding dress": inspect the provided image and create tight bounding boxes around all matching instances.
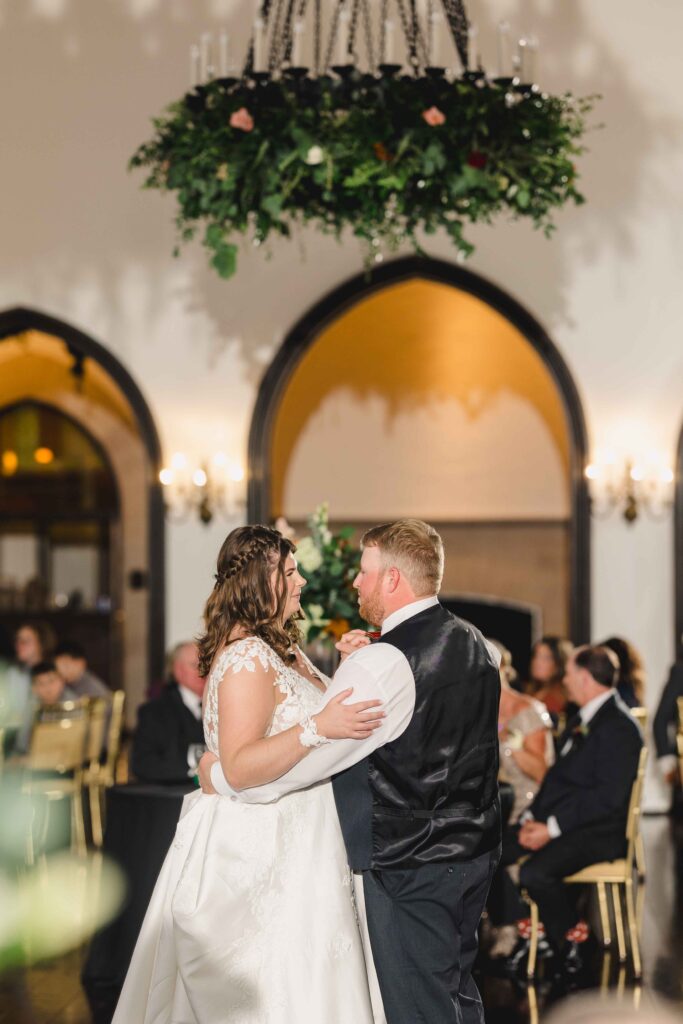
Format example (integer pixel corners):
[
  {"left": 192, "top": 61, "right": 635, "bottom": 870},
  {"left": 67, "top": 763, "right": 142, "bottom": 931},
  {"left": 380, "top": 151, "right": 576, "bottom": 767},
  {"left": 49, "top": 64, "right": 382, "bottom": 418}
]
[{"left": 113, "top": 636, "right": 374, "bottom": 1024}]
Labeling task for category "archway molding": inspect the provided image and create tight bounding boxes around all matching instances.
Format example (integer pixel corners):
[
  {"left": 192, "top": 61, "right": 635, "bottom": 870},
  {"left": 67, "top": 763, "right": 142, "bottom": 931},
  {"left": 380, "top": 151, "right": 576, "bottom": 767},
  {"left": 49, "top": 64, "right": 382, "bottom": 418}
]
[
  {"left": 0, "top": 306, "right": 165, "bottom": 687},
  {"left": 247, "top": 255, "right": 591, "bottom": 642}
]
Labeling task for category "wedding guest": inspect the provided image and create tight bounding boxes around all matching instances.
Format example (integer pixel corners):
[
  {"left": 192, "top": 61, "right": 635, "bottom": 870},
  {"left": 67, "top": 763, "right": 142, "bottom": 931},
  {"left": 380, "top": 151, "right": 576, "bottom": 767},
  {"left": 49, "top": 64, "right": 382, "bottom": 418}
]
[
  {"left": 487, "top": 640, "right": 555, "bottom": 957},
  {"left": 15, "top": 621, "right": 56, "bottom": 669},
  {"left": 130, "top": 642, "right": 206, "bottom": 786},
  {"left": 31, "top": 661, "right": 78, "bottom": 708},
  {"left": 600, "top": 635, "right": 646, "bottom": 708},
  {"left": 500, "top": 645, "right": 643, "bottom": 976},
  {"left": 525, "top": 635, "right": 574, "bottom": 716},
  {"left": 8, "top": 623, "right": 58, "bottom": 754},
  {"left": 54, "top": 641, "right": 110, "bottom": 699},
  {"left": 653, "top": 654, "right": 683, "bottom": 785}
]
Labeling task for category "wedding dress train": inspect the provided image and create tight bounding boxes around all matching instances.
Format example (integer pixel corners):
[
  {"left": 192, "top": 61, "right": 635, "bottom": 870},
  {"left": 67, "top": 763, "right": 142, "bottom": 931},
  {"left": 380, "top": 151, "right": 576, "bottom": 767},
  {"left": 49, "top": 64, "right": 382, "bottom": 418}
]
[{"left": 112, "top": 637, "right": 374, "bottom": 1024}]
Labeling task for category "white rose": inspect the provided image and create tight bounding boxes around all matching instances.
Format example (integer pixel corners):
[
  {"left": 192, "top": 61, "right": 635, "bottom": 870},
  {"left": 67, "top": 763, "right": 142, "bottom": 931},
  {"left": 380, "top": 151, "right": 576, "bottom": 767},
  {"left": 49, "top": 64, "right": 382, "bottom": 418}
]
[
  {"left": 296, "top": 536, "right": 323, "bottom": 573},
  {"left": 305, "top": 145, "right": 324, "bottom": 166}
]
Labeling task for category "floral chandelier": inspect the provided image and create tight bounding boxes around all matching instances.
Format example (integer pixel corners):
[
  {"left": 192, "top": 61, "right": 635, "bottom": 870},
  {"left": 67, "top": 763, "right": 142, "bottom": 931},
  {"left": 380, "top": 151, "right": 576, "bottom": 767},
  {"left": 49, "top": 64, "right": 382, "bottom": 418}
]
[{"left": 131, "top": 1, "right": 595, "bottom": 279}]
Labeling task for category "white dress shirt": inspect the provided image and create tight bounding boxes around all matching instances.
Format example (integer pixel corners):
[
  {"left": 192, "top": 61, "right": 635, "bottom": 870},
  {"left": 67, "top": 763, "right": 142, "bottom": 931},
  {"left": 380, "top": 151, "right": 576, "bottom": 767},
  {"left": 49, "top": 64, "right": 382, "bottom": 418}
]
[
  {"left": 208, "top": 598, "right": 442, "bottom": 801},
  {"left": 178, "top": 685, "right": 203, "bottom": 720}
]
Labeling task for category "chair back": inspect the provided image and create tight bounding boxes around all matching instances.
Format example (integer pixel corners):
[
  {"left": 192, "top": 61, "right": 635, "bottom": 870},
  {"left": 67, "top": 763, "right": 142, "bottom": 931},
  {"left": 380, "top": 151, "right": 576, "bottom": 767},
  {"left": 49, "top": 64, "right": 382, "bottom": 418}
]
[
  {"left": 102, "top": 690, "right": 125, "bottom": 784},
  {"left": 85, "top": 698, "right": 109, "bottom": 765},
  {"left": 27, "top": 702, "right": 89, "bottom": 774},
  {"left": 624, "top": 746, "right": 648, "bottom": 869},
  {"left": 677, "top": 697, "right": 683, "bottom": 753},
  {"left": 630, "top": 706, "right": 648, "bottom": 731}
]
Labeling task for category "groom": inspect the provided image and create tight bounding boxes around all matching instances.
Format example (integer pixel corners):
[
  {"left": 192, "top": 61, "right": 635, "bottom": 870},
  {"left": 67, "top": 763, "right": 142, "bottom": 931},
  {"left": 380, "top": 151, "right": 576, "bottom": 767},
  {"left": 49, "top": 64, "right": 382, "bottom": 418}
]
[{"left": 200, "top": 519, "right": 501, "bottom": 1024}]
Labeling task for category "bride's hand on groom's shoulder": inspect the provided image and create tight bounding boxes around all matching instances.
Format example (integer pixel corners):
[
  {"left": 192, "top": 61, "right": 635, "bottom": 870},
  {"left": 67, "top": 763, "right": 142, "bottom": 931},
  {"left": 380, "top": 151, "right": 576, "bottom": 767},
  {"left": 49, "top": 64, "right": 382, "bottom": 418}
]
[
  {"left": 335, "top": 629, "right": 373, "bottom": 661},
  {"left": 198, "top": 751, "right": 220, "bottom": 794}
]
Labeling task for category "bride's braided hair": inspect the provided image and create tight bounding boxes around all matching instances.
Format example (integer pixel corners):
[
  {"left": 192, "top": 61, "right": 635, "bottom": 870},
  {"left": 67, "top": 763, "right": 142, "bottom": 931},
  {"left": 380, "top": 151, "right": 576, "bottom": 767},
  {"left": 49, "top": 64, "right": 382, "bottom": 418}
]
[{"left": 197, "top": 525, "right": 301, "bottom": 677}]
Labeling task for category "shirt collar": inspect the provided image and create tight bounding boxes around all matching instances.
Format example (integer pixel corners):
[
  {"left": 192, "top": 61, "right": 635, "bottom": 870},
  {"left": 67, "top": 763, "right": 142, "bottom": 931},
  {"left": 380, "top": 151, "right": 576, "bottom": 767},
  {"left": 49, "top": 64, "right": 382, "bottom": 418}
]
[
  {"left": 381, "top": 596, "right": 439, "bottom": 636},
  {"left": 579, "top": 688, "right": 614, "bottom": 725},
  {"left": 178, "top": 685, "right": 203, "bottom": 719}
]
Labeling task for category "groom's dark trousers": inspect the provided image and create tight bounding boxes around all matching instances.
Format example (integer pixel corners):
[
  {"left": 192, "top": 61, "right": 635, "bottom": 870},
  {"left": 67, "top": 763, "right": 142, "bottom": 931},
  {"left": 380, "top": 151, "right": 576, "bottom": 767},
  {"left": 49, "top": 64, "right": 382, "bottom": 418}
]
[
  {"left": 333, "top": 604, "right": 501, "bottom": 1024},
  {"left": 363, "top": 850, "right": 499, "bottom": 1024}
]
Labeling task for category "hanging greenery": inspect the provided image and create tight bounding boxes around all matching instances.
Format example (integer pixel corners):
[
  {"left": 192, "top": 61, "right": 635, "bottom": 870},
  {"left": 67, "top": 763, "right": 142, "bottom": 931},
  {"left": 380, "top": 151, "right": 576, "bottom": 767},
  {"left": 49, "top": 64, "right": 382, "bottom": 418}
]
[{"left": 130, "top": 71, "right": 595, "bottom": 279}]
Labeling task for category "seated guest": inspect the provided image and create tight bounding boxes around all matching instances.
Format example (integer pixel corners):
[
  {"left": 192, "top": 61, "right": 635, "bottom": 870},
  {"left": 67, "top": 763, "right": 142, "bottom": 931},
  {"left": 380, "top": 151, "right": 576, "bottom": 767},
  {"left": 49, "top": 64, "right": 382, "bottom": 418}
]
[
  {"left": 54, "top": 641, "right": 110, "bottom": 699},
  {"left": 5, "top": 622, "right": 58, "bottom": 751},
  {"left": 653, "top": 654, "right": 683, "bottom": 785},
  {"left": 487, "top": 641, "right": 555, "bottom": 956},
  {"left": 31, "top": 661, "right": 79, "bottom": 708},
  {"left": 496, "top": 641, "right": 555, "bottom": 823},
  {"left": 524, "top": 635, "right": 574, "bottom": 717},
  {"left": 14, "top": 661, "right": 80, "bottom": 753},
  {"left": 600, "top": 635, "right": 646, "bottom": 708},
  {"left": 500, "top": 645, "right": 643, "bottom": 974},
  {"left": 130, "top": 642, "right": 206, "bottom": 785}
]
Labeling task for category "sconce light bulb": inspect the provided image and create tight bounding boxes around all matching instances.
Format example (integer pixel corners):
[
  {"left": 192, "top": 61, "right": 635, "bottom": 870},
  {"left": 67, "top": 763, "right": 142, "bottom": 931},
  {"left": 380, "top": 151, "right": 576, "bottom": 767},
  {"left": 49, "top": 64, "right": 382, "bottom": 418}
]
[
  {"left": 159, "top": 468, "right": 174, "bottom": 486},
  {"left": 585, "top": 464, "right": 599, "bottom": 480},
  {"left": 212, "top": 451, "right": 228, "bottom": 468},
  {"left": 661, "top": 468, "right": 674, "bottom": 484},
  {"left": 229, "top": 464, "right": 245, "bottom": 482},
  {"left": 630, "top": 466, "right": 644, "bottom": 482},
  {"left": 171, "top": 452, "right": 188, "bottom": 471},
  {"left": 193, "top": 468, "right": 208, "bottom": 487}
]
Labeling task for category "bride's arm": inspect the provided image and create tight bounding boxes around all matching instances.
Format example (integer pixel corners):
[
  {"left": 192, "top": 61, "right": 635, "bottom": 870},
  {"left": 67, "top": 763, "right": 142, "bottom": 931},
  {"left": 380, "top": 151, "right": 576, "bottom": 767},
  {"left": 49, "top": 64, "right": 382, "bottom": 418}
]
[{"left": 217, "top": 661, "right": 383, "bottom": 791}]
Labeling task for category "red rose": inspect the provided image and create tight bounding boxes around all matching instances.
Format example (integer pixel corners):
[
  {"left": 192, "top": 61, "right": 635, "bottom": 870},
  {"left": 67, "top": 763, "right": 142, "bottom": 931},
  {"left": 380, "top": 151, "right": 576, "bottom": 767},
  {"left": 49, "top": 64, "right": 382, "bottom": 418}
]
[
  {"left": 467, "top": 151, "right": 488, "bottom": 169},
  {"left": 373, "top": 142, "right": 392, "bottom": 162}
]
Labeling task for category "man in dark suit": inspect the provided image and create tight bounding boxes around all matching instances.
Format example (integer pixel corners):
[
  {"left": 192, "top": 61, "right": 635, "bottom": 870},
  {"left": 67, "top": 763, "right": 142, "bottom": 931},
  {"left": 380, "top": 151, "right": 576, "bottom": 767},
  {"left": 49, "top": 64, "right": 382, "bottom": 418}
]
[
  {"left": 131, "top": 642, "right": 206, "bottom": 785},
  {"left": 501, "top": 644, "right": 643, "bottom": 972},
  {"left": 653, "top": 655, "right": 683, "bottom": 785}
]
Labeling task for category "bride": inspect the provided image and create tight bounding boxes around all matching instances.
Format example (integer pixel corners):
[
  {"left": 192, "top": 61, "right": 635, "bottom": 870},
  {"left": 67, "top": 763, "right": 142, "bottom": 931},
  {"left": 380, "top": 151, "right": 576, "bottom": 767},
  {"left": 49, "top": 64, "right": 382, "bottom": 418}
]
[{"left": 113, "top": 525, "right": 383, "bottom": 1024}]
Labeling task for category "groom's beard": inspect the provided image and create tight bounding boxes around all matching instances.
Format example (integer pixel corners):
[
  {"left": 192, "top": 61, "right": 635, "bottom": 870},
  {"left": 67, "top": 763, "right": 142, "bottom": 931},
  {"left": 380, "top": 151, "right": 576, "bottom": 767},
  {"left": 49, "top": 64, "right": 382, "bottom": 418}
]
[{"left": 358, "top": 584, "right": 384, "bottom": 629}]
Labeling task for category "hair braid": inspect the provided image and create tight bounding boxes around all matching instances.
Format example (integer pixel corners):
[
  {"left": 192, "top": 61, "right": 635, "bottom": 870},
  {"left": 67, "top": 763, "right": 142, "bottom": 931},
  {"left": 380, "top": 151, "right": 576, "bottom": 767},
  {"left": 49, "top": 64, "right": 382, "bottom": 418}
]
[{"left": 198, "top": 525, "right": 301, "bottom": 676}]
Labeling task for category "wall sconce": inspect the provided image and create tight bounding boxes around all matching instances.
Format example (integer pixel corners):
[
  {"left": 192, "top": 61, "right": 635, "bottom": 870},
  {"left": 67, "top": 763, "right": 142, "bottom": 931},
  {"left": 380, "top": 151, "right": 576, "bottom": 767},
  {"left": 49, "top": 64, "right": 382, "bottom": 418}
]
[
  {"left": 159, "top": 452, "right": 245, "bottom": 524},
  {"left": 585, "top": 455, "right": 674, "bottom": 524}
]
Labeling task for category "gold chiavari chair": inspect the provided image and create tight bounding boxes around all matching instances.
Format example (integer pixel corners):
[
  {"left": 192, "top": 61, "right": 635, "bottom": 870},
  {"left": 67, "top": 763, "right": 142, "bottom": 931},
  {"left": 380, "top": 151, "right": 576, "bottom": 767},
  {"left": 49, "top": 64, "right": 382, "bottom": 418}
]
[
  {"left": 82, "top": 698, "right": 109, "bottom": 848},
  {"left": 23, "top": 699, "right": 90, "bottom": 861},
  {"left": 525, "top": 746, "right": 648, "bottom": 980},
  {"left": 677, "top": 697, "right": 683, "bottom": 786},
  {"left": 629, "top": 706, "right": 648, "bottom": 882},
  {"left": 83, "top": 690, "right": 125, "bottom": 847}
]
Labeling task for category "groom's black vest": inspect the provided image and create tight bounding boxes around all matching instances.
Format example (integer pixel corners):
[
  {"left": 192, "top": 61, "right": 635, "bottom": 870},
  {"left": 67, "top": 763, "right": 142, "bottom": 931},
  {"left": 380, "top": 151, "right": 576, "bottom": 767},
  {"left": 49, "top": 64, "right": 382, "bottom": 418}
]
[{"left": 332, "top": 604, "right": 501, "bottom": 870}]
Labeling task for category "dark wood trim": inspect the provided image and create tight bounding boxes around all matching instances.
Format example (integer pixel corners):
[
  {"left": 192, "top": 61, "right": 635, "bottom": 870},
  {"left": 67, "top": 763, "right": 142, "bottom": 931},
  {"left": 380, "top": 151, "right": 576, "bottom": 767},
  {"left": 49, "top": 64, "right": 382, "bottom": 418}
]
[
  {"left": 676, "top": 420, "right": 683, "bottom": 659},
  {"left": 247, "top": 254, "right": 591, "bottom": 643},
  {"left": 0, "top": 306, "right": 166, "bottom": 683}
]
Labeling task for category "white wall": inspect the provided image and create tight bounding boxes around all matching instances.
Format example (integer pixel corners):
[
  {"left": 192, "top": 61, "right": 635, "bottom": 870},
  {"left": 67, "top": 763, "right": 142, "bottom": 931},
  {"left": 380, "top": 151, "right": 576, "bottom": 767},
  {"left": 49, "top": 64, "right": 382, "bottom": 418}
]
[{"left": 2, "top": 1, "right": 683, "bottom": 785}]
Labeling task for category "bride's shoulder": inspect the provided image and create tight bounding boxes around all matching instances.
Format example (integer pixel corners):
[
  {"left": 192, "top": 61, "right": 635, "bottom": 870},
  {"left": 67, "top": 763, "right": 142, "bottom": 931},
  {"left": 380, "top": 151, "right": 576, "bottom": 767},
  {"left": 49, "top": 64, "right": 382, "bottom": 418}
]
[{"left": 211, "top": 635, "right": 280, "bottom": 680}]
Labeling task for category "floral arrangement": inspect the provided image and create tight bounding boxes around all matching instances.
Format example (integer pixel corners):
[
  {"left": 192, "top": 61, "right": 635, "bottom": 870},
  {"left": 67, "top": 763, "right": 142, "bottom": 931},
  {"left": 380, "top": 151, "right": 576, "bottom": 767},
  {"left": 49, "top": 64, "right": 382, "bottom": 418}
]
[
  {"left": 130, "top": 71, "right": 596, "bottom": 279},
  {"left": 284, "top": 503, "right": 365, "bottom": 645}
]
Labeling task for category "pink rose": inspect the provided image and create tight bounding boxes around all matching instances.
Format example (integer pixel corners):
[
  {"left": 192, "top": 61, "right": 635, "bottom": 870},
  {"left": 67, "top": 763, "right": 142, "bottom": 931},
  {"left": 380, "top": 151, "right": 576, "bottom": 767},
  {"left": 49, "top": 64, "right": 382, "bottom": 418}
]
[
  {"left": 422, "top": 106, "right": 446, "bottom": 127},
  {"left": 230, "top": 107, "right": 254, "bottom": 132}
]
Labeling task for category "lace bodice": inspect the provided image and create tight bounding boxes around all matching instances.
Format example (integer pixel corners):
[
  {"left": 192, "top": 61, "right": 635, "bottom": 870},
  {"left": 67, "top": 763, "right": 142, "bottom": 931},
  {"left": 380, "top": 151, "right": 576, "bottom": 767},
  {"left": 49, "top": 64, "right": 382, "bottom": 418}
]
[{"left": 203, "top": 636, "right": 328, "bottom": 755}]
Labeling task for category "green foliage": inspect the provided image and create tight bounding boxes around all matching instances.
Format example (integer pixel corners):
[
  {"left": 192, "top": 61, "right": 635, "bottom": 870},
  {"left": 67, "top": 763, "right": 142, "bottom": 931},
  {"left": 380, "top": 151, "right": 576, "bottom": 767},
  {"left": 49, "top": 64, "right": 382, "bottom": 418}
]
[
  {"left": 294, "top": 503, "right": 365, "bottom": 644},
  {"left": 130, "top": 72, "right": 597, "bottom": 278}
]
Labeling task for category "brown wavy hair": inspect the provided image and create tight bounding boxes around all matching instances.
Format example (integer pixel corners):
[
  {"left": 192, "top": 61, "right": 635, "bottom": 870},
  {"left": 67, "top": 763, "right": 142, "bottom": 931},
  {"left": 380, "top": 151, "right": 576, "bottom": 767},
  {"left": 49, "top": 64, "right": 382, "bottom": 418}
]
[{"left": 197, "top": 525, "right": 301, "bottom": 677}]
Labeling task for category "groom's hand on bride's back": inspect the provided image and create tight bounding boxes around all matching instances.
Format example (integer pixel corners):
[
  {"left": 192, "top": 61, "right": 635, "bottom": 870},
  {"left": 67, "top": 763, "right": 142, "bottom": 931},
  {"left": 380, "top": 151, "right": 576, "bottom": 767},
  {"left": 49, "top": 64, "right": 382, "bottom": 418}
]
[
  {"left": 198, "top": 751, "right": 219, "bottom": 794},
  {"left": 335, "top": 629, "right": 373, "bottom": 661}
]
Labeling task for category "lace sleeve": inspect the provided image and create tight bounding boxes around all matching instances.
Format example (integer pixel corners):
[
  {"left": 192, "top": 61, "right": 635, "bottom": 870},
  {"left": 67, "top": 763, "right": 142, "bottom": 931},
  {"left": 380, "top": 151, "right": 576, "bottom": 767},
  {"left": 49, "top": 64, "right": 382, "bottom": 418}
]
[{"left": 203, "top": 637, "right": 280, "bottom": 755}]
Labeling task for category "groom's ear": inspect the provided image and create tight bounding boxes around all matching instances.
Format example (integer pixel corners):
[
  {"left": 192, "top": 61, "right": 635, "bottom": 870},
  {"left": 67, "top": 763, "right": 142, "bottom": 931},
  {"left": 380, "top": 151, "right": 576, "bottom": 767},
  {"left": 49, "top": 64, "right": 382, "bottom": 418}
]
[{"left": 385, "top": 566, "right": 401, "bottom": 593}]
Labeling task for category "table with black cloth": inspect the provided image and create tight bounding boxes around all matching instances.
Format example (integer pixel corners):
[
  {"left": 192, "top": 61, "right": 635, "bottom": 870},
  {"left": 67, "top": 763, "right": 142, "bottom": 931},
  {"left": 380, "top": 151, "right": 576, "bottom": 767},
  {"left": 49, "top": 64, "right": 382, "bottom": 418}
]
[{"left": 82, "top": 782, "right": 192, "bottom": 1024}]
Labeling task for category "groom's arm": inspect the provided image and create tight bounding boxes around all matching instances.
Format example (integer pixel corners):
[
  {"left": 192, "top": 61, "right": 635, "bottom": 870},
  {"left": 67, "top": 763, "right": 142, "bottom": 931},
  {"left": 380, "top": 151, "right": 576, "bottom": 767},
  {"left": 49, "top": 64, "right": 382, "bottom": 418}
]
[{"left": 209, "top": 643, "right": 415, "bottom": 802}]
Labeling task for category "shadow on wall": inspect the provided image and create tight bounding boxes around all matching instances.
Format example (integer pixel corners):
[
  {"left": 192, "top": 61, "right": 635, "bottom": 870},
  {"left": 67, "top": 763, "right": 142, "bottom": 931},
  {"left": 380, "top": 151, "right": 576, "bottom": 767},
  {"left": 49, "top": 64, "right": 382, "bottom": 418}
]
[{"left": 0, "top": 0, "right": 681, "bottom": 371}]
